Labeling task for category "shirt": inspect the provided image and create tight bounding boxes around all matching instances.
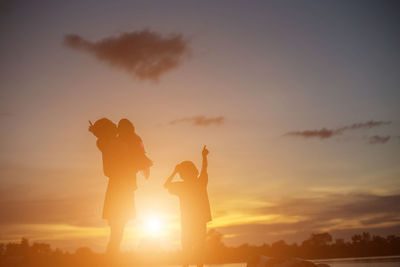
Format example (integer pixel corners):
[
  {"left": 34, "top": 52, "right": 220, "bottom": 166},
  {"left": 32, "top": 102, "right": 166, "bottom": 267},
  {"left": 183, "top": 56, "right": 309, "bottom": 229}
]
[{"left": 167, "top": 173, "right": 212, "bottom": 225}]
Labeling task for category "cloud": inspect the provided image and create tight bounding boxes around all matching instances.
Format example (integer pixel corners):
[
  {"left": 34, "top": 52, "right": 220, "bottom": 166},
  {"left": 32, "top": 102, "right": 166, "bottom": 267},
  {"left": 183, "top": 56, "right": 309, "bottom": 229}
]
[
  {"left": 257, "top": 194, "right": 400, "bottom": 220},
  {"left": 0, "top": 161, "right": 104, "bottom": 227},
  {"left": 2, "top": 183, "right": 400, "bottom": 247},
  {"left": 0, "top": 195, "right": 103, "bottom": 227},
  {"left": 284, "top": 120, "right": 391, "bottom": 139},
  {"left": 368, "top": 135, "right": 391, "bottom": 144},
  {"left": 338, "top": 121, "right": 391, "bottom": 131},
  {"left": 284, "top": 128, "right": 339, "bottom": 139},
  {"left": 218, "top": 222, "right": 400, "bottom": 246},
  {"left": 64, "top": 30, "right": 189, "bottom": 80},
  {"left": 169, "top": 115, "right": 225, "bottom": 126},
  {"left": 215, "top": 193, "right": 400, "bottom": 245}
]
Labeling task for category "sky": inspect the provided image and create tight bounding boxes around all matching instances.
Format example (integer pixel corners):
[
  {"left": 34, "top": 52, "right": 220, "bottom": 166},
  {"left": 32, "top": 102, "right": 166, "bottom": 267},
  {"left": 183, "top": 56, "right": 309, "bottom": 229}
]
[{"left": 0, "top": 0, "right": 400, "bottom": 252}]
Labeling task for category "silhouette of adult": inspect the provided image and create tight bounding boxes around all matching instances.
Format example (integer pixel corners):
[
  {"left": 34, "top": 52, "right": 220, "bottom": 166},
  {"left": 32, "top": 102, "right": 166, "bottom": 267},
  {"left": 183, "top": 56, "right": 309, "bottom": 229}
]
[{"left": 89, "top": 118, "right": 150, "bottom": 254}]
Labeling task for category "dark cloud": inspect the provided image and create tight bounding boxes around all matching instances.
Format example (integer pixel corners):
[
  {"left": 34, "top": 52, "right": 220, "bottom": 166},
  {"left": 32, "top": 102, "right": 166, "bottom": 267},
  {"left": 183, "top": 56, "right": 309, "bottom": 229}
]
[
  {"left": 0, "top": 112, "right": 13, "bottom": 117},
  {"left": 218, "top": 222, "right": 400, "bottom": 246},
  {"left": 338, "top": 121, "right": 391, "bottom": 131},
  {"left": 216, "top": 193, "right": 400, "bottom": 245},
  {"left": 257, "top": 194, "right": 400, "bottom": 220},
  {"left": 64, "top": 30, "right": 189, "bottom": 80},
  {"left": 284, "top": 120, "right": 391, "bottom": 139},
  {"left": 169, "top": 115, "right": 225, "bottom": 126},
  {"left": 368, "top": 135, "right": 391, "bottom": 144},
  {"left": 360, "top": 214, "right": 400, "bottom": 226},
  {"left": 284, "top": 128, "right": 340, "bottom": 139}
]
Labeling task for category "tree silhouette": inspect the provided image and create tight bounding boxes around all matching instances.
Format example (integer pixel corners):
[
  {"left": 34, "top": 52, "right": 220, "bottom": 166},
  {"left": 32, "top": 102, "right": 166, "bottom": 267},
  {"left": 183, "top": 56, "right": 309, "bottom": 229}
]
[{"left": 1, "top": 232, "right": 400, "bottom": 266}]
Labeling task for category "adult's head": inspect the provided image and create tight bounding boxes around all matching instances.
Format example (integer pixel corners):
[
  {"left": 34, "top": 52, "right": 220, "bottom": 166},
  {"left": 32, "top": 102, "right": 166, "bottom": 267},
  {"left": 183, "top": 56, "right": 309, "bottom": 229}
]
[
  {"left": 176, "top": 161, "right": 199, "bottom": 181},
  {"left": 90, "top": 118, "right": 117, "bottom": 138}
]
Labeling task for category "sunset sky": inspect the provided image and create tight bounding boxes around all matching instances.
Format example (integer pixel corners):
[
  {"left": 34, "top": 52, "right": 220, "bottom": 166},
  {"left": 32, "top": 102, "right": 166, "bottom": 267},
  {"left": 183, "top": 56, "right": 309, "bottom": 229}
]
[{"left": 1, "top": 0, "right": 400, "bottom": 252}]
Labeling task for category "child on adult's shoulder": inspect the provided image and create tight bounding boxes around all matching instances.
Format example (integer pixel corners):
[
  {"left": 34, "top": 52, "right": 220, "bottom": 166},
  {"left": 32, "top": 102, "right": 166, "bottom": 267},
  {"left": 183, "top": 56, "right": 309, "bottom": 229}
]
[
  {"left": 164, "top": 146, "right": 211, "bottom": 267},
  {"left": 117, "top": 118, "right": 153, "bottom": 179}
]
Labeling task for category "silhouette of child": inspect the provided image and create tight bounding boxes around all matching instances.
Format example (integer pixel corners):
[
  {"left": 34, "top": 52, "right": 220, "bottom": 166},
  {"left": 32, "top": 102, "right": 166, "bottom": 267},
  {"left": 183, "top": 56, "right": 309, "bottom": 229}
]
[
  {"left": 117, "top": 118, "right": 153, "bottom": 180},
  {"left": 164, "top": 146, "right": 212, "bottom": 267}
]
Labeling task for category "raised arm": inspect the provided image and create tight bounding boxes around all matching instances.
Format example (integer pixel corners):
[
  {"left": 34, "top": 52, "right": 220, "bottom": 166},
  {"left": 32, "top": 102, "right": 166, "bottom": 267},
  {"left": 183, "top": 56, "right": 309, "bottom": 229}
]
[{"left": 200, "top": 145, "right": 209, "bottom": 183}]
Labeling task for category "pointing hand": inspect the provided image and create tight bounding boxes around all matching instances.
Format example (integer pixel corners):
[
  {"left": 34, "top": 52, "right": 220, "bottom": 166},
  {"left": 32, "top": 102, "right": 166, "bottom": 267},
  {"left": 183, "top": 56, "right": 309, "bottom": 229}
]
[{"left": 202, "top": 145, "right": 209, "bottom": 157}]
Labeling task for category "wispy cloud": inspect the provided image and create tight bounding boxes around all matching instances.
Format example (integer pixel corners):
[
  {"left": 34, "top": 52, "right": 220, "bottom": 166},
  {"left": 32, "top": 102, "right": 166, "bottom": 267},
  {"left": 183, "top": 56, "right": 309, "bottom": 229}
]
[
  {"left": 2, "top": 184, "right": 400, "bottom": 246},
  {"left": 284, "top": 128, "right": 339, "bottom": 139},
  {"left": 338, "top": 121, "right": 391, "bottom": 131},
  {"left": 64, "top": 30, "right": 189, "bottom": 81},
  {"left": 368, "top": 135, "right": 391, "bottom": 144},
  {"left": 169, "top": 115, "right": 225, "bottom": 126},
  {"left": 255, "top": 194, "right": 400, "bottom": 220},
  {"left": 215, "top": 193, "right": 400, "bottom": 244},
  {"left": 0, "top": 195, "right": 102, "bottom": 227},
  {"left": 284, "top": 120, "right": 391, "bottom": 139}
]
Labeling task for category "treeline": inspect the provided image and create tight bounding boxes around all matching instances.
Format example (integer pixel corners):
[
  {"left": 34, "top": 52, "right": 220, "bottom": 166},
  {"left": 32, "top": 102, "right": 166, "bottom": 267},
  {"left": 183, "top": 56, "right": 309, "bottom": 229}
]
[
  {"left": 1, "top": 231, "right": 400, "bottom": 266},
  {"left": 205, "top": 230, "right": 400, "bottom": 263}
]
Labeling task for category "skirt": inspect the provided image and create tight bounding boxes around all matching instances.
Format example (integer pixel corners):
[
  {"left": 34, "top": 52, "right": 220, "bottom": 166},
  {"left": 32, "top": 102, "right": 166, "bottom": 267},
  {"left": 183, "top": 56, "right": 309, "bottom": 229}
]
[{"left": 102, "top": 177, "right": 136, "bottom": 222}]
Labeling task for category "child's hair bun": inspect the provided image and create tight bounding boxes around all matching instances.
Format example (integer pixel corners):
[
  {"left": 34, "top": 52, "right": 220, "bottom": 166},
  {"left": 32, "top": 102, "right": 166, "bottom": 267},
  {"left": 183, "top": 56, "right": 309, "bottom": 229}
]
[{"left": 118, "top": 118, "right": 135, "bottom": 133}]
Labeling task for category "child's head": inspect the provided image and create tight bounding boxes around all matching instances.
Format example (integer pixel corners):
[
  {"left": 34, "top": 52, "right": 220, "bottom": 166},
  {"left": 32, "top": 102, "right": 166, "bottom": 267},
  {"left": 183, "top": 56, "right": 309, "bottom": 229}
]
[
  {"left": 118, "top": 118, "right": 135, "bottom": 135},
  {"left": 176, "top": 161, "right": 199, "bottom": 181},
  {"left": 90, "top": 118, "right": 117, "bottom": 138}
]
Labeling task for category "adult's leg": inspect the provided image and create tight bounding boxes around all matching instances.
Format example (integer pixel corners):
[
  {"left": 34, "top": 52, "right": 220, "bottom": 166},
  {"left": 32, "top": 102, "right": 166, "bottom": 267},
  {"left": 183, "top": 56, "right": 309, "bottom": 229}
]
[
  {"left": 106, "top": 219, "right": 126, "bottom": 254},
  {"left": 182, "top": 247, "right": 191, "bottom": 267}
]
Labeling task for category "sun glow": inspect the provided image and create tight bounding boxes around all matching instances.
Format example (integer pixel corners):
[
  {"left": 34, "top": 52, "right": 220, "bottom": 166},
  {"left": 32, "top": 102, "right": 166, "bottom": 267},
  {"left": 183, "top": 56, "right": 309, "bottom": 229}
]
[{"left": 144, "top": 217, "right": 162, "bottom": 236}]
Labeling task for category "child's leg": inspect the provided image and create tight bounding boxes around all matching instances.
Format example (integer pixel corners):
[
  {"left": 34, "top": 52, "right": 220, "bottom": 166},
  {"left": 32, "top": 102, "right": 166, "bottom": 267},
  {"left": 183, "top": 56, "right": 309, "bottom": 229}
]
[
  {"left": 194, "top": 223, "right": 207, "bottom": 267},
  {"left": 181, "top": 224, "right": 192, "bottom": 267}
]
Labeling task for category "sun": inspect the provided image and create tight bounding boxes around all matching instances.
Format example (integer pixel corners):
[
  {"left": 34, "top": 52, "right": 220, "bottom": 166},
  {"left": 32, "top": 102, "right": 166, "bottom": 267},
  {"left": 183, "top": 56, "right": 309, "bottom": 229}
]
[{"left": 144, "top": 217, "right": 162, "bottom": 236}]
